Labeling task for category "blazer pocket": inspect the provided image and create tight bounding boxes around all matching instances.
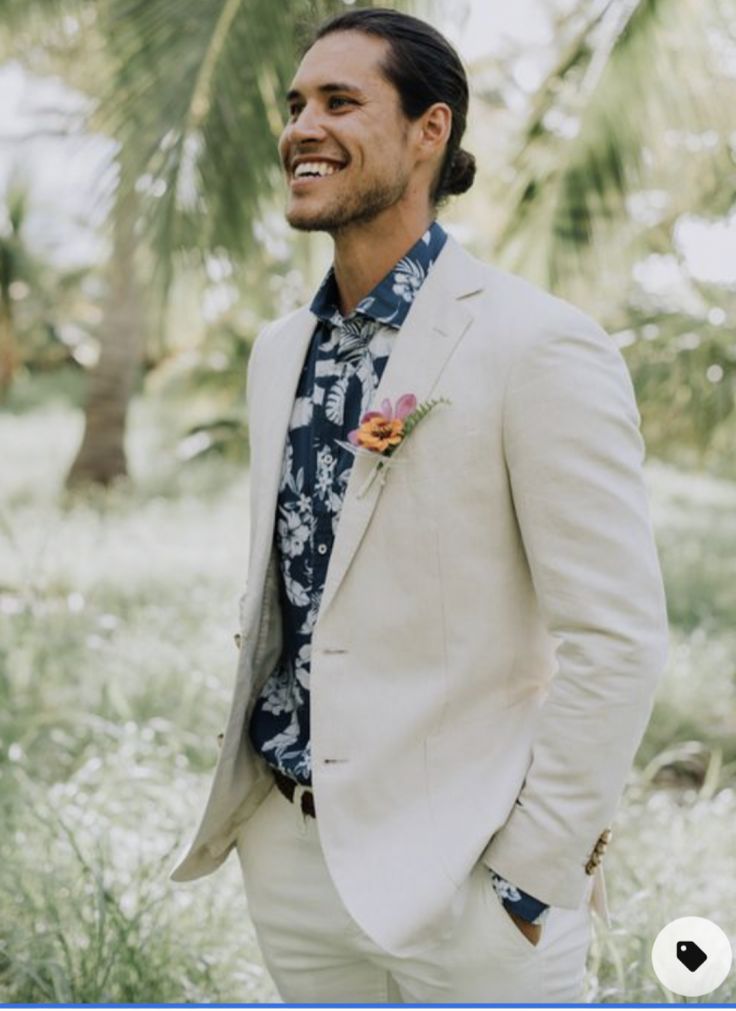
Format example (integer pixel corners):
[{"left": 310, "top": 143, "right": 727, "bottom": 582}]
[{"left": 399, "top": 427, "right": 485, "bottom": 487}]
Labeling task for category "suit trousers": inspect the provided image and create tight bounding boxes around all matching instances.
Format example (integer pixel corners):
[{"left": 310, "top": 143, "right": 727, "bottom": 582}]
[{"left": 234, "top": 780, "right": 594, "bottom": 1004}]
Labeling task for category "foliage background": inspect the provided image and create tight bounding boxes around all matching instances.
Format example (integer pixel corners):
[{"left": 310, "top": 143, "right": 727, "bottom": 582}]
[{"left": 0, "top": 0, "right": 735, "bottom": 1003}]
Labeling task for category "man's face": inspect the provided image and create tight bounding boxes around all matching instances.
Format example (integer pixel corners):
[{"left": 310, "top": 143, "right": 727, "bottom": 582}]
[{"left": 279, "top": 31, "right": 417, "bottom": 233}]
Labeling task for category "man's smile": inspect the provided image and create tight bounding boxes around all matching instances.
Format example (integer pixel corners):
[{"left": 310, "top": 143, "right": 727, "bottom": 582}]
[{"left": 289, "top": 156, "right": 348, "bottom": 189}]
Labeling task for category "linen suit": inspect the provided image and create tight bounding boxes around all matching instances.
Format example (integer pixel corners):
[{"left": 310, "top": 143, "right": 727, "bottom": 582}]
[{"left": 171, "top": 234, "right": 669, "bottom": 1000}]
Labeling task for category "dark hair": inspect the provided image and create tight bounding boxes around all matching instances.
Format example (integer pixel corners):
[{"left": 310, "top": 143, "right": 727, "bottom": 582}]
[{"left": 308, "top": 7, "right": 476, "bottom": 206}]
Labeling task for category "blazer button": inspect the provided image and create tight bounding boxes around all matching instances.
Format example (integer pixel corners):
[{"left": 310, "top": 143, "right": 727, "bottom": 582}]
[
  {"left": 234, "top": 633, "right": 242, "bottom": 649},
  {"left": 594, "top": 830, "right": 612, "bottom": 854},
  {"left": 216, "top": 733, "right": 224, "bottom": 748}
]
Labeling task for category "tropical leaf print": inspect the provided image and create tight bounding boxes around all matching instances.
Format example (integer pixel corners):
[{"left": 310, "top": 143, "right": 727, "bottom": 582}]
[
  {"left": 277, "top": 505, "right": 310, "bottom": 561},
  {"left": 291, "top": 395, "right": 313, "bottom": 428},
  {"left": 294, "top": 644, "right": 311, "bottom": 689},
  {"left": 282, "top": 559, "right": 310, "bottom": 606},
  {"left": 325, "top": 373, "right": 350, "bottom": 425},
  {"left": 299, "top": 596, "right": 321, "bottom": 636},
  {"left": 249, "top": 220, "right": 449, "bottom": 785},
  {"left": 279, "top": 441, "right": 294, "bottom": 490},
  {"left": 334, "top": 317, "right": 380, "bottom": 362},
  {"left": 262, "top": 715, "right": 301, "bottom": 762},
  {"left": 315, "top": 444, "right": 336, "bottom": 500},
  {"left": 293, "top": 741, "right": 312, "bottom": 780},
  {"left": 392, "top": 256, "right": 426, "bottom": 302},
  {"left": 261, "top": 675, "right": 293, "bottom": 717}
]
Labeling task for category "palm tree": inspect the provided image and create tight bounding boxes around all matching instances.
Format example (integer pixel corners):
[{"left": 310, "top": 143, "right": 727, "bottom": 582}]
[
  {"left": 66, "top": 152, "right": 144, "bottom": 484},
  {"left": 0, "top": 185, "right": 30, "bottom": 396},
  {"left": 482, "top": 0, "right": 733, "bottom": 292},
  {"left": 7, "top": 0, "right": 397, "bottom": 484},
  {"left": 468, "top": 0, "right": 736, "bottom": 471},
  {"left": 0, "top": 180, "right": 80, "bottom": 395}
]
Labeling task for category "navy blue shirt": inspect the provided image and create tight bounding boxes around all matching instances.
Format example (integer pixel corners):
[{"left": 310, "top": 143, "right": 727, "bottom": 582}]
[{"left": 248, "top": 221, "right": 549, "bottom": 926}]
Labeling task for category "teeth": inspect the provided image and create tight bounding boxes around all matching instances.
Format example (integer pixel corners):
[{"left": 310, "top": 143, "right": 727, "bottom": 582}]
[{"left": 294, "top": 161, "right": 343, "bottom": 178}]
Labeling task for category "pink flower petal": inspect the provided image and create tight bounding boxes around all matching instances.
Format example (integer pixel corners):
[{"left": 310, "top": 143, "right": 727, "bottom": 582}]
[
  {"left": 380, "top": 398, "right": 393, "bottom": 420},
  {"left": 360, "top": 411, "right": 382, "bottom": 423},
  {"left": 347, "top": 429, "right": 360, "bottom": 445},
  {"left": 395, "top": 393, "right": 417, "bottom": 420}
]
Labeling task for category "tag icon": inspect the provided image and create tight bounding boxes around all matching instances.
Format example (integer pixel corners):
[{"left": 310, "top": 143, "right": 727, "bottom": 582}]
[
  {"left": 652, "top": 916, "right": 732, "bottom": 997},
  {"left": 676, "top": 939, "right": 707, "bottom": 972}
]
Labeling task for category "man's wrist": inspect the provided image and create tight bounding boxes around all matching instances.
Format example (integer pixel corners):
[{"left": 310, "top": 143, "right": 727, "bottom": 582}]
[{"left": 489, "top": 869, "right": 551, "bottom": 926}]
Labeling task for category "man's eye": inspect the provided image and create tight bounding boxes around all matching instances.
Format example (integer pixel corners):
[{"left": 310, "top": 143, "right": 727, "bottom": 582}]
[
  {"left": 288, "top": 105, "right": 303, "bottom": 119},
  {"left": 328, "top": 96, "right": 353, "bottom": 110}
]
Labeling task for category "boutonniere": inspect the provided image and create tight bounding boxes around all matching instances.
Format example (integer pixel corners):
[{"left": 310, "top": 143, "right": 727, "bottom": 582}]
[{"left": 339, "top": 392, "right": 451, "bottom": 498}]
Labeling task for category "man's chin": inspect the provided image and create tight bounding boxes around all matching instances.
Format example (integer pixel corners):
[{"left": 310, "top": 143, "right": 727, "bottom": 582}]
[
  {"left": 286, "top": 216, "right": 328, "bottom": 233},
  {"left": 284, "top": 180, "right": 407, "bottom": 233},
  {"left": 285, "top": 206, "right": 346, "bottom": 233}
]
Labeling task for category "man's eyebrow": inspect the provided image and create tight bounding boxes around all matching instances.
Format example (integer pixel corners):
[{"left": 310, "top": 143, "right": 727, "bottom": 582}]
[{"left": 285, "top": 82, "right": 365, "bottom": 103}]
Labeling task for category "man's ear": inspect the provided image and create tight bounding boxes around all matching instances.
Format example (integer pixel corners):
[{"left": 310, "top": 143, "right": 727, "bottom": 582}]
[{"left": 417, "top": 102, "right": 452, "bottom": 163}]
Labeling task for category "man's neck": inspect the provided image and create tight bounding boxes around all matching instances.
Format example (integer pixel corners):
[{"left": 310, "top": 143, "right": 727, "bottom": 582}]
[{"left": 330, "top": 207, "right": 434, "bottom": 316}]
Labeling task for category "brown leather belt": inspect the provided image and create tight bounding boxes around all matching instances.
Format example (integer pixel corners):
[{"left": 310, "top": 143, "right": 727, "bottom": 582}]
[{"left": 273, "top": 768, "right": 316, "bottom": 818}]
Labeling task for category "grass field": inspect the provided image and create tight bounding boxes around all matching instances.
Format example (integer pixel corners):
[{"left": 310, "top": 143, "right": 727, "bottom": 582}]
[{"left": 1, "top": 394, "right": 734, "bottom": 1003}]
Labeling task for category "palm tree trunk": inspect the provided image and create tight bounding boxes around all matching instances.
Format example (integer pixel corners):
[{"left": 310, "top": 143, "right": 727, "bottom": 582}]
[
  {"left": 66, "top": 181, "right": 143, "bottom": 487},
  {"left": 0, "top": 296, "right": 18, "bottom": 398}
]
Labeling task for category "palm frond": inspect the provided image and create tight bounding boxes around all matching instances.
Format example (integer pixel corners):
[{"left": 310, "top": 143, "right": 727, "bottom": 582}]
[
  {"left": 85, "top": 0, "right": 355, "bottom": 298},
  {"left": 491, "top": 0, "right": 731, "bottom": 289}
]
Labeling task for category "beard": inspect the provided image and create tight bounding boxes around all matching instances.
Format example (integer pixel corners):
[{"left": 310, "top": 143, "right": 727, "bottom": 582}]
[{"left": 286, "top": 168, "right": 410, "bottom": 234}]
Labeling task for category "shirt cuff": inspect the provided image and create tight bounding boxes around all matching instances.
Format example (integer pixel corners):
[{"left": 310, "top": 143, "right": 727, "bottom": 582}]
[{"left": 488, "top": 869, "right": 551, "bottom": 925}]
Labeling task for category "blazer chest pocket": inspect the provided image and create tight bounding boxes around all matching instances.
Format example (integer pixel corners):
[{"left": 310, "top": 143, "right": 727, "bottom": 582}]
[{"left": 398, "top": 426, "right": 487, "bottom": 488}]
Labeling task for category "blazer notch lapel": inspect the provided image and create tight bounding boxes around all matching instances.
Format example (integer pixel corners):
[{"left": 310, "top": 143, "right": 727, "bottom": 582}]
[
  {"left": 249, "top": 307, "right": 316, "bottom": 600},
  {"left": 316, "top": 253, "right": 481, "bottom": 625}
]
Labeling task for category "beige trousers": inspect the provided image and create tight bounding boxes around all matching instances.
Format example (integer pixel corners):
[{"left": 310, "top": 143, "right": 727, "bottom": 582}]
[{"left": 235, "top": 781, "right": 593, "bottom": 1004}]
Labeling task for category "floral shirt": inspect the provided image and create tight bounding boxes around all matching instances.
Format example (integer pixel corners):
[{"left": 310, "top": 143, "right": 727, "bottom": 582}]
[{"left": 247, "top": 220, "right": 549, "bottom": 926}]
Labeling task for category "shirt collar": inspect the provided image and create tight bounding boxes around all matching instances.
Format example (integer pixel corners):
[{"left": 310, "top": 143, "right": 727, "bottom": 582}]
[{"left": 310, "top": 219, "right": 448, "bottom": 329}]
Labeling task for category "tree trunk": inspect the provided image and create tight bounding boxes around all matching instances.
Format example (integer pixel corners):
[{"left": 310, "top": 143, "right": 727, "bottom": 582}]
[
  {"left": 66, "top": 182, "right": 143, "bottom": 488},
  {"left": 0, "top": 296, "right": 18, "bottom": 398}
]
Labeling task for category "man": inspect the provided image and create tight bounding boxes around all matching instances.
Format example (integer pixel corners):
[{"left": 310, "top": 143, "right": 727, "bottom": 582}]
[{"left": 171, "top": 8, "right": 669, "bottom": 1003}]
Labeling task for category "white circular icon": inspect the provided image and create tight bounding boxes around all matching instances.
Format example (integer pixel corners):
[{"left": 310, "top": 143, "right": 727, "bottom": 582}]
[{"left": 651, "top": 916, "right": 732, "bottom": 997}]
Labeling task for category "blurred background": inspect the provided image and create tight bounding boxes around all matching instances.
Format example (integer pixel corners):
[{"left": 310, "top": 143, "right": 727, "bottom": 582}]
[{"left": 0, "top": 0, "right": 734, "bottom": 1002}]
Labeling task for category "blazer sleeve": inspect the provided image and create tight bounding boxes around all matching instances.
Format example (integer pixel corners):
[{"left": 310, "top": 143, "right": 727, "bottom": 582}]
[{"left": 480, "top": 309, "right": 669, "bottom": 910}]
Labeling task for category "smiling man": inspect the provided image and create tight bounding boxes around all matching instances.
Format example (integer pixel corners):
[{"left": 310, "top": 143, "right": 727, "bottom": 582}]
[{"left": 171, "top": 7, "right": 669, "bottom": 1003}]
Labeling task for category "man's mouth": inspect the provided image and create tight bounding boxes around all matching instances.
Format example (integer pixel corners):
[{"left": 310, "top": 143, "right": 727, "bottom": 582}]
[{"left": 290, "top": 159, "right": 347, "bottom": 185}]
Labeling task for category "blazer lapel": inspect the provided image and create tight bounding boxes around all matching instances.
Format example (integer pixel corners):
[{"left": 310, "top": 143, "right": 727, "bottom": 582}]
[
  {"left": 247, "top": 307, "right": 315, "bottom": 611},
  {"left": 317, "top": 237, "right": 485, "bottom": 623},
  {"left": 248, "top": 237, "right": 486, "bottom": 630}
]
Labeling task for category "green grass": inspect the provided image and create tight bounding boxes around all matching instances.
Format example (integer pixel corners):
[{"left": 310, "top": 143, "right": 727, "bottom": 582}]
[
  {"left": 0, "top": 398, "right": 734, "bottom": 1003},
  {"left": 0, "top": 401, "right": 274, "bottom": 1003}
]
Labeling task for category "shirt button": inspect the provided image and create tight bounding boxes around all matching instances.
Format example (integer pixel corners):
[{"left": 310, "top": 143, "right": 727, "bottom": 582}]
[{"left": 317, "top": 544, "right": 328, "bottom": 555}]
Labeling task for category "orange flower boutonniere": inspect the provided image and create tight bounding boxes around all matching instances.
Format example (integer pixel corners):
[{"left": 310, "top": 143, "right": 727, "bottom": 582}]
[{"left": 341, "top": 392, "right": 451, "bottom": 497}]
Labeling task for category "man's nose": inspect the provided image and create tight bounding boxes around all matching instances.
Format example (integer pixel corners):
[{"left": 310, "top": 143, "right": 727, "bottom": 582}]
[{"left": 288, "top": 102, "right": 328, "bottom": 142}]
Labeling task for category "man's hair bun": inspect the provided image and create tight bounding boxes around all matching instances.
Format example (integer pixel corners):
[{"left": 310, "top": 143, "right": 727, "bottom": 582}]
[{"left": 443, "top": 147, "right": 476, "bottom": 197}]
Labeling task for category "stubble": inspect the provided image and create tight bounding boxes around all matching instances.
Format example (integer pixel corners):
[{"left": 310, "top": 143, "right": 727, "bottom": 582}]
[{"left": 286, "top": 172, "right": 410, "bottom": 234}]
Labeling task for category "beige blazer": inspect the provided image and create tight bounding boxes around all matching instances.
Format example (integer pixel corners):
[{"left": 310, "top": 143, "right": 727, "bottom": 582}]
[{"left": 170, "top": 236, "right": 669, "bottom": 958}]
